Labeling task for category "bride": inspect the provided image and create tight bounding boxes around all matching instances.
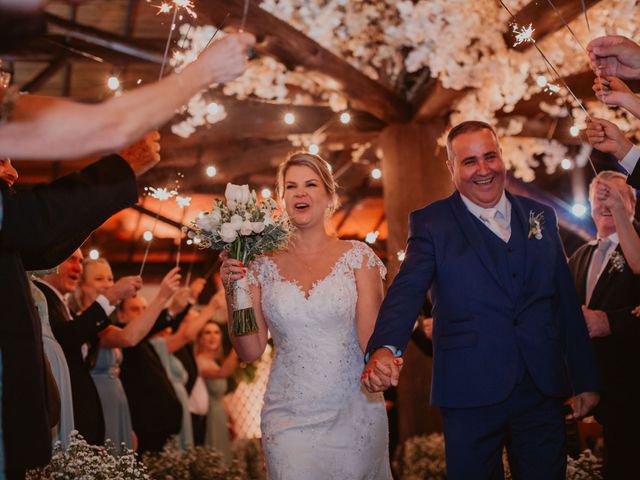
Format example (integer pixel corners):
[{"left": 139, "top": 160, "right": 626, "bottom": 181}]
[{"left": 220, "top": 152, "right": 392, "bottom": 479}]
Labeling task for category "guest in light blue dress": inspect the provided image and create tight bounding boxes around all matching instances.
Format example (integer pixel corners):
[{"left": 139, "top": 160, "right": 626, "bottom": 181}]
[
  {"left": 29, "top": 277, "right": 75, "bottom": 447},
  {"left": 90, "top": 348, "right": 133, "bottom": 450}
]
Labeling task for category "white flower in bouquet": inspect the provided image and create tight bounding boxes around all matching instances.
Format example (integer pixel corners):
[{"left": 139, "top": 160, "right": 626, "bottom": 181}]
[
  {"left": 220, "top": 222, "right": 239, "bottom": 243},
  {"left": 190, "top": 183, "right": 291, "bottom": 335},
  {"left": 240, "top": 219, "right": 254, "bottom": 236}
]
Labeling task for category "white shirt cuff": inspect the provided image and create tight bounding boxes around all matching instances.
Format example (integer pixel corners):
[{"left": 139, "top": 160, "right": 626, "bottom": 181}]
[
  {"left": 620, "top": 144, "right": 640, "bottom": 175},
  {"left": 95, "top": 294, "right": 116, "bottom": 316},
  {"left": 365, "top": 345, "right": 403, "bottom": 363}
]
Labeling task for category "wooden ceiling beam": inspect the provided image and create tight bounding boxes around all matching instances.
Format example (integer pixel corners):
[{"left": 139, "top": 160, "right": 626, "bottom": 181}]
[
  {"left": 505, "top": 0, "right": 604, "bottom": 52},
  {"left": 19, "top": 54, "right": 67, "bottom": 92},
  {"left": 198, "top": 0, "right": 411, "bottom": 124}
]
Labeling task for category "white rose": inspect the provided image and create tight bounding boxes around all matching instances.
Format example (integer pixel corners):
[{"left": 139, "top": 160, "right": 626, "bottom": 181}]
[
  {"left": 220, "top": 223, "right": 238, "bottom": 243},
  {"left": 225, "top": 183, "right": 240, "bottom": 204},
  {"left": 240, "top": 220, "right": 254, "bottom": 236},
  {"left": 251, "top": 221, "right": 265, "bottom": 233},
  {"left": 229, "top": 214, "right": 244, "bottom": 230},
  {"left": 239, "top": 185, "right": 251, "bottom": 205}
]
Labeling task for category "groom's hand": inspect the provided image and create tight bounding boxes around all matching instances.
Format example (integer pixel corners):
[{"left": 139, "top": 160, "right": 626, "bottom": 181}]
[
  {"left": 571, "top": 391, "right": 600, "bottom": 419},
  {"left": 361, "top": 348, "right": 403, "bottom": 393}
]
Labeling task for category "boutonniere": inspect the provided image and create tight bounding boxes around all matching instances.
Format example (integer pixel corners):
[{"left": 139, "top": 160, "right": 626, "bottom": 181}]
[
  {"left": 608, "top": 250, "right": 626, "bottom": 273},
  {"left": 528, "top": 211, "right": 544, "bottom": 240}
]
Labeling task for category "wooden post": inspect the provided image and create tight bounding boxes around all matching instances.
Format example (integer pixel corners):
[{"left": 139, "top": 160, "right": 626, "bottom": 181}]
[{"left": 378, "top": 120, "right": 453, "bottom": 449}]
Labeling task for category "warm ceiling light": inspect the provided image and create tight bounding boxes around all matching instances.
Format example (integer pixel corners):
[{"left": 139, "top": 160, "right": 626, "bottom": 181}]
[
  {"left": 206, "top": 165, "right": 217, "bottom": 177},
  {"left": 308, "top": 143, "right": 319, "bottom": 155},
  {"left": 339, "top": 112, "right": 351, "bottom": 124},
  {"left": 261, "top": 188, "right": 272, "bottom": 199},
  {"left": 371, "top": 168, "right": 382, "bottom": 180},
  {"left": 561, "top": 158, "right": 573, "bottom": 170},
  {"left": 89, "top": 249, "right": 100, "bottom": 260},
  {"left": 284, "top": 112, "right": 295, "bottom": 125},
  {"left": 107, "top": 76, "right": 120, "bottom": 91},
  {"left": 365, "top": 231, "right": 379, "bottom": 244},
  {"left": 569, "top": 125, "right": 580, "bottom": 137},
  {"left": 143, "top": 230, "right": 154, "bottom": 241},
  {"left": 207, "top": 102, "right": 219, "bottom": 115},
  {"left": 571, "top": 203, "right": 587, "bottom": 218}
]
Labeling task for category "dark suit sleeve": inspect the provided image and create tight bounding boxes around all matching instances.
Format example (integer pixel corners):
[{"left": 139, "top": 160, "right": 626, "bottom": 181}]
[
  {"left": 1, "top": 154, "right": 137, "bottom": 269},
  {"left": 627, "top": 157, "right": 640, "bottom": 189},
  {"left": 551, "top": 210, "right": 601, "bottom": 394},
  {"left": 50, "top": 302, "right": 110, "bottom": 350},
  {"left": 366, "top": 211, "right": 436, "bottom": 358}
]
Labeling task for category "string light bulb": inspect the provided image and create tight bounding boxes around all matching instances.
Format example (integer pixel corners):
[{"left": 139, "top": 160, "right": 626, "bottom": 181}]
[
  {"left": 365, "top": 231, "right": 379, "bottom": 244},
  {"left": 143, "top": 230, "right": 154, "bottom": 241},
  {"left": 339, "top": 112, "right": 351, "bottom": 124},
  {"left": 570, "top": 125, "right": 580, "bottom": 137},
  {"left": 207, "top": 102, "right": 219, "bottom": 115},
  {"left": 561, "top": 158, "right": 573, "bottom": 170},
  {"left": 571, "top": 203, "right": 587, "bottom": 218},
  {"left": 89, "top": 249, "right": 100, "bottom": 260},
  {"left": 536, "top": 75, "right": 548, "bottom": 87},
  {"left": 107, "top": 76, "right": 120, "bottom": 91},
  {"left": 284, "top": 112, "right": 295, "bottom": 125},
  {"left": 308, "top": 144, "right": 319, "bottom": 155},
  {"left": 261, "top": 188, "right": 272, "bottom": 199},
  {"left": 206, "top": 165, "right": 217, "bottom": 177},
  {"left": 371, "top": 168, "right": 382, "bottom": 180}
]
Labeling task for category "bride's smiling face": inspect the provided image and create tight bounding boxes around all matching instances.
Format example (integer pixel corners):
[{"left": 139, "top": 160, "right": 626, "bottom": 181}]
[{"left": 283, "top": 165, "right": 331, "bottom": 228}]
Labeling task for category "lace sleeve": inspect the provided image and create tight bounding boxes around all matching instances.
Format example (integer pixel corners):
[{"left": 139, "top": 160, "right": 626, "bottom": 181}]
[{"left": 346, "top": 241, "right": 387, "bottom": 280}]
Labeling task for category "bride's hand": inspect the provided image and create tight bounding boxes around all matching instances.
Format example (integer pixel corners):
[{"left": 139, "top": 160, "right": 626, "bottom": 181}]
[{"left": 219, "top": 249, "right": 246, "bottom": 290}]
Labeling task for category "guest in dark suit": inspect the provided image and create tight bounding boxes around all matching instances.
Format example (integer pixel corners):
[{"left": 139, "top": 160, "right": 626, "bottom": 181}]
[
  {"left": 363, "top": 121, "right": 600, "bottom": 479},
  {"left": 34, "top": 250, "right": 141, "bottom": 445},
  {"left": 568, "top": 170, "right": 640, "bottom": 479},
  {"left": 117, "top": 295, "right": 183, "bottom": 453},
  {"left": 0, "top": 152, "right": 142, "bottom": 478}
]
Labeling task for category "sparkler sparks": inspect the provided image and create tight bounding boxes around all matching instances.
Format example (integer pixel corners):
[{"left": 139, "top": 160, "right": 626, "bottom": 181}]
[
  {"left": 145, "top": 186, "right": 178, "bottom": 201},
  {"left": 154, "top": 0, "right": 197, "bottom": 18},
  {"left": 176, "top": 195, "right": 192, "bottom": 208},
  {"left": 512, "top": 23, "right": 535, "bottom": 47},
  {"left": 154, "top": 2, "right": 172, "bottom": 14}
]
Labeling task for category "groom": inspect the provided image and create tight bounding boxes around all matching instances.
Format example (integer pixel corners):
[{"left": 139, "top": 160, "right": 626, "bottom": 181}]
[{"left": 363, "top": 121, "right": 600, "bottom": 479}]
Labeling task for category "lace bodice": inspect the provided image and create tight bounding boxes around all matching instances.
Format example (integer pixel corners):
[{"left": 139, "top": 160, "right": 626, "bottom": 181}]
[{"left": 249, "top": 240, "right": 386, "bottom": 411}]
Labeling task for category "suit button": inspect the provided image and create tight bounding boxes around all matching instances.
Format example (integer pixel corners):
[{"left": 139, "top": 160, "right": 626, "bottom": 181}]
[
  {"left": 512, "top": 318, "right": 519, "bottom": 326},
  {"left": 507, "top": 247, "right": 513, "bottom": 253},
  {"left": 512, "top": 272, "right": 517, "bottom": 278}
]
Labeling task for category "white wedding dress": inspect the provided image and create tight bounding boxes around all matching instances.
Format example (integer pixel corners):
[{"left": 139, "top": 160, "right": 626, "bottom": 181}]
[{"left": 249, "top": 240, "right": 392, "bottom": 480}]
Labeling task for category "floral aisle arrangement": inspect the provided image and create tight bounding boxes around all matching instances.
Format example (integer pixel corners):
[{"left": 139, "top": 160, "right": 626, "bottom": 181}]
[
  {"left": 26, "top": 431, "right": 148, "bottom": 480},
  {"left": 143, "top": 442, "right": 246, "bottom": 480},
  {"left": 395, "top": 433, "right": 602, "bottom": 480},
  {"left": 191, "top": 183, "right": 290, "bottom": 336}
]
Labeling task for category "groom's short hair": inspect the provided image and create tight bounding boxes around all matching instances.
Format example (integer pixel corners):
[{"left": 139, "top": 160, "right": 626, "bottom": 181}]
[{"left": 446, "top": 121, "right": 499, "bottom": 161}]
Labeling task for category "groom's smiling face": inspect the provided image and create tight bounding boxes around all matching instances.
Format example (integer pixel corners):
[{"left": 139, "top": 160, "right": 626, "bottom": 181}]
[{"left": 447, "top": 128, "right": 506, "bottom": 208}]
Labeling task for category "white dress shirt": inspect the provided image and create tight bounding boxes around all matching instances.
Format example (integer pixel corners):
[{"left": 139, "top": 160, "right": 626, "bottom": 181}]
[
  {"left": 621, "top": 145, "right": 640, "bottom": 176},
  {"left": 35, "top": 278, "right": 115, "bottom": 318},
  {"left": 460, "top": 191, "right": 512, "bottom": 241}
]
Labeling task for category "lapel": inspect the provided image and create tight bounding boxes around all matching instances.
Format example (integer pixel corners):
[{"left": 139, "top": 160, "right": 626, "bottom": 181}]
[
  {"left": 574, "top": 243, "right": 596, "bottom": 303},
  {"left": 590, "top": 243, "right": 622, "bottom": 308},
  {"left": 449, "top": 191, "right": 512, "bottom": 296}
]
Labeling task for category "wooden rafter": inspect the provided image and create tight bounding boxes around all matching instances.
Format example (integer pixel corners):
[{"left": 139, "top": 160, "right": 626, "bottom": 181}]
[
  {"left": 19, "top": 54, "right": 67, "bottom": 92},
  {"left": 506, "top": 0, "right": 604, "bottom": 52},
  {"left": 197, "top": 0, "right": 411, "bottom": 124}
]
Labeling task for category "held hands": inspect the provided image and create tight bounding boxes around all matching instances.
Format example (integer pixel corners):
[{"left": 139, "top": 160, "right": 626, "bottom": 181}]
[
  {"left": 104, "top": 275, "right": 143, "bottom": 305},
  {"left": 119, "top": 131, "right": 161, "bottom": 177},
  {"left": 571, "top": 391, "right": 600, "bottom": 419},
  {"left": 199, "top": 33, "right": 256, "bottom": 85},
  {"left": 361, "top": 348, "right": 404, "bottom": 393},
  {"left": 585, "top": 117, "right": 633, "bottom": 161},
  {"left": 219, "top": 249, "right": 247, "bottom": 290},
  {"left": 158, "top": 267, "right": 182, "bottom": 301},
  {"left": 587, "top": 35, "right": 640, "bottom": 80}
]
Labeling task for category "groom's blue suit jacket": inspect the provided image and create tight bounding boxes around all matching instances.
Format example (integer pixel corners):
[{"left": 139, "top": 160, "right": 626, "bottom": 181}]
[{"left": 367, "top": 191, "right": 600, "bottom": 408}]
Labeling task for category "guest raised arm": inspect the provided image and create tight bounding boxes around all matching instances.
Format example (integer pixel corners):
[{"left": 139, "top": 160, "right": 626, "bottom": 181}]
[{"left": 587, "top": 35, "right": 640, "bottom": 80}]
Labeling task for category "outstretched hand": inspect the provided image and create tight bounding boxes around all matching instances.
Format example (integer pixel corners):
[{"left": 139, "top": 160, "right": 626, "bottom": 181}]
[
  {"left": 585, "top": 117, "right": 633, "bottom": 161},
  {"left": 587, "top": 35, "right": 640, "bottom": 80},
  {"left": 361, "top": 348, "right": 403, "bottom": 393}
]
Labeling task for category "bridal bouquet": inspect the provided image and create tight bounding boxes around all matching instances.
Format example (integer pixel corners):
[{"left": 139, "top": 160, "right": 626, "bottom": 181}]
[{"left": 191, "top": 183, "right": 290, "bottom": 335}]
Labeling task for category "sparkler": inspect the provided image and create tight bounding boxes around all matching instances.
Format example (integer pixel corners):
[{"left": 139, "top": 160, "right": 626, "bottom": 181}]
[
  {"left": 497, "top": 0, "right": 598, "bottom": 175},
  {"left": 139, "top": 187, "right": 178, "bottom": 276},
  {"left": 175, "top": 195, "right": 192, "bottom": 267},
  {"left": 155, "top": 0, "right": 199, "bottom": 80}
]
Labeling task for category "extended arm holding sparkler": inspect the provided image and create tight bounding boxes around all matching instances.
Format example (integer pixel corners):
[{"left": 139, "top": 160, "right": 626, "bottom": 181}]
[
  {"left": 593, "top": 76, "right": 640, "bottom": 120},
  {"left": 585, "top": 117, "right": 634, "bottom": 162},
  {"left": 0, "top": 32, "right": 255, "bottom": 160},
  {"left": 587, "top": 36, "right": 640, "bottom": 80}
]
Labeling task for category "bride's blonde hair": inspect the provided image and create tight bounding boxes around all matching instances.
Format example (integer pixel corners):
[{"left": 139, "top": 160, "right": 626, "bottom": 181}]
[{"left": 276, "top": 152, "right": 340, "bottom": 214}]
